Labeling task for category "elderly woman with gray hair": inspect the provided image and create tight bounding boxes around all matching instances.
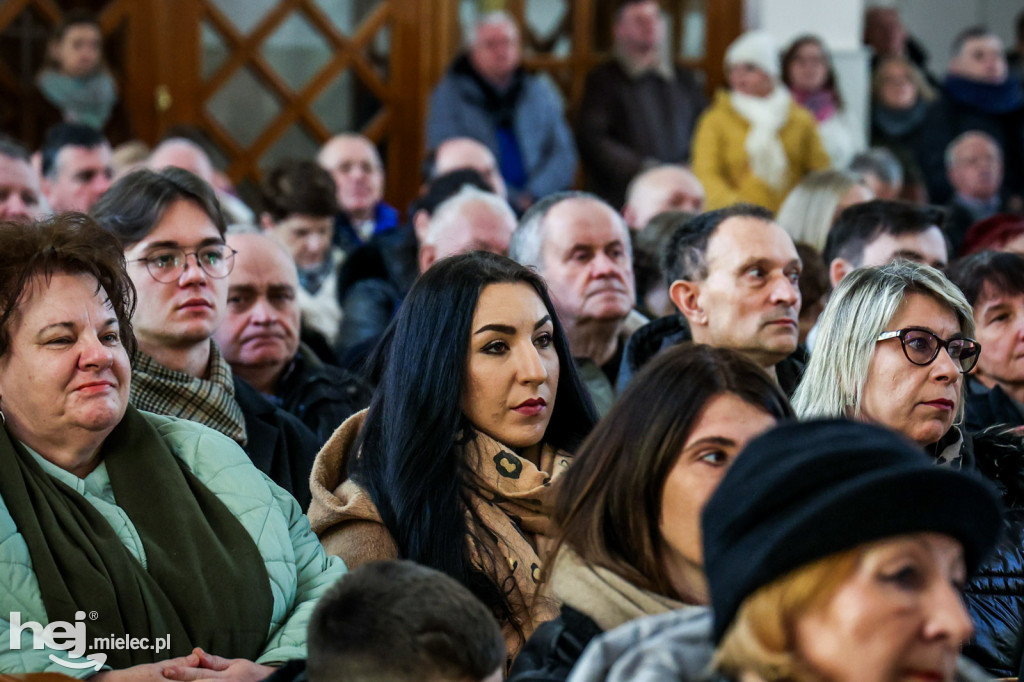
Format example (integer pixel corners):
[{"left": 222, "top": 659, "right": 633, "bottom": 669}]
[{"left": 792, "top": 260, "right": 1024, "bottom": 678}]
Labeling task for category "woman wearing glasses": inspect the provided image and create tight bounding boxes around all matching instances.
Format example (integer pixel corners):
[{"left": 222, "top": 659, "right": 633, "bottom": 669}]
[
  {"left": 92, "top": 167, "right": 319, "bottom": 509},
  {"left": 793, "top": 260, "right": 1024, "bottom": 678}
]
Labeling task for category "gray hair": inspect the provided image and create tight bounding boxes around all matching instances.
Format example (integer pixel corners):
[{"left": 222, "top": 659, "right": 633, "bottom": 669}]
[
  {"left": 944, "top": 130, "right": 1001, "bottom": 169},
  {"left": 849, "top": 148, "right": 904, "bottom": 188},
  {"left": 424, "top": 184, "right": 516, "bottom": 246},
  {"left": 792, "top": 260, "right": 975, "bottom": 425},
  {"left": 776, "top": 169, "right": 867, "bottom": 251},
  {"left": 509, "top": 190, "right": 630, "bottom": 272},
  {"left": 466, "top": 10, "right": 518, "bottom": 47}
]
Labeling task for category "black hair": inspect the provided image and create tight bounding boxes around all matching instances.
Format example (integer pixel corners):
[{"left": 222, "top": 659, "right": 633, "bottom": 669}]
[
  {"left": 951, "top": 25, "right": 995, "bottom": 58},
  {"left": 91, "top": 167, "right": 227, "bottom": 247},
  {"left": 946, "top": 250, "right": 1024, "bottom": 307},
  {"left": 306, "top": 560, "right": 505, "bottom": 682},
  {"left": 823, "top": 199, "right": 946, "bottom": 267},
  {"left": 614, "top": 0, "right": 662, "bottom": 22},
  {"left": 352, "top": 251, "right": 596, "bottom": 639},
  {"left": 410, "top": 168, "right": 493, "bottom": 217},
  {"left": 52, "top": 10, "right": 101, "bottom": 41},
  {"left": 662, "top": 203, "right": 774, "bottom": 286},
  {"left": 41, "top": 123, "right": 109, "bottom": 177},
  {"left": 259, "top": 158, "right": 340, "bottom": 222}
]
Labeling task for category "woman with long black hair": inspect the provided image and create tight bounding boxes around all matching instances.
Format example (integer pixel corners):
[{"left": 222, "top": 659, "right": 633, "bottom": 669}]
[{"left": 308, "top": 251, "right": 597, "bottom": 656}]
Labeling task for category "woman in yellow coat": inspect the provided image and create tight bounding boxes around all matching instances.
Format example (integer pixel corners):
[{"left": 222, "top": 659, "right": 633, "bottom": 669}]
[{"left": 692, "top": 30, "right": 831, "bottom": 211}]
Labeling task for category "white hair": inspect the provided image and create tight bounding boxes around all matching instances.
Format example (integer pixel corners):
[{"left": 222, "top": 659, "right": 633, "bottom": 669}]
[
  {"left": 792, "top": 260, "right": 975, "bottom": 426},
  {"left": 424, "top": 185, "right": 515, "bottom": 246},
  {"left": 466, "top": 10, "right": 518, "bottom": 48},
  {"left": 509, "top": 191, "right": 631, "bottom": 272},
  {"left": 944, "top": 130, "right": 1001, "bottom": 169}
]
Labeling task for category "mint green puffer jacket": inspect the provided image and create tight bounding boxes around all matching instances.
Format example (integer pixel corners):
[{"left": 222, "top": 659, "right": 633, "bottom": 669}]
[{"left": 0, "top": 411, "right": 346, "bottom": 676}]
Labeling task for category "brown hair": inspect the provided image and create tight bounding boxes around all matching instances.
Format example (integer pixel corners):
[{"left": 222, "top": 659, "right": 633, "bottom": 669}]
[
  {"left": 551, "top": 344, "right": 794, "bottom": 601},
  {"left": 0, "top": 212, "right": 136, "bottom": 358},
  {"left": 259, "top": 158, "right": 340, "bottom": 222},
  {"left": 781, "top": 35, "right": 844, "bottom": 108},
  {"left": 306, "top": 560, "right": 505, "bottom": 682},
  {"left": 871, "top": 55, "right": 936, "bottom": 103},
  {"left": 714, "top": 547, "right": 861, "bottom": 682}
]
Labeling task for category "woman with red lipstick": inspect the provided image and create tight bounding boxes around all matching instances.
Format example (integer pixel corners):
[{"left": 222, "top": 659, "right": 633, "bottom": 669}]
[
  {"left": 510, "top": 345, "right": 793, "bottom": 681},
  {"left": 793, "top": 260, "right": 1024, "bottom": 678},
  {"left": 0, "top": 214, "right": 344, "bottom": 678},
  {"left": 308, "top": 251, "right": 596, "bottom": 659}
]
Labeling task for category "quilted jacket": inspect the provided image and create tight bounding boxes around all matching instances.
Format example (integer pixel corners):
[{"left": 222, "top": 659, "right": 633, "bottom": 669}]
[{"left": 0, "top": 411, "right": 346, "bottom": 676}]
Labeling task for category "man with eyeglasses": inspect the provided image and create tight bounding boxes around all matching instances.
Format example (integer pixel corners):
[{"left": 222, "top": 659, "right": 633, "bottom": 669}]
[{"left": 92, "top": 167, "right": 319, "bottom": 509}]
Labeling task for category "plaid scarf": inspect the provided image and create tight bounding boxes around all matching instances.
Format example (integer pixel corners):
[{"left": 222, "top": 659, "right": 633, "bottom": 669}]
[{"left": 130, "top": 342, "right": 248, "bottom": 445}]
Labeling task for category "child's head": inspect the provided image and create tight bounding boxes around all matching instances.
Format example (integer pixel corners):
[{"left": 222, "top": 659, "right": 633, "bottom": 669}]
[
  {"left": 50, "top": 11, "right": 103, "bottom": 77},
  {"left": 307, "top": 560, "right": 505, "bottom": 682}
]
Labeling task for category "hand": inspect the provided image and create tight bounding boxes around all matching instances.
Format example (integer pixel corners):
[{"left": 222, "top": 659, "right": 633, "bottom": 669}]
[
  {"left": 90, "top": 654, "right": 201, "bottom": 681},
  {"left": 161, "top": 648, "right": 275, "bottom": 682}
]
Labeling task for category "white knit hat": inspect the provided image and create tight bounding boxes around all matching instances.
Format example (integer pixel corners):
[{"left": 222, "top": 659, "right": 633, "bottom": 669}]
[{"left": 724, "top": 30, "right": 781, "bottom": 80}]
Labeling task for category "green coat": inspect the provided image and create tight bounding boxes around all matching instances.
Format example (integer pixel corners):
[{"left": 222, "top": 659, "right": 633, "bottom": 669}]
[{"left": 0, "top": 411, "right": 346, "bottom": 675}]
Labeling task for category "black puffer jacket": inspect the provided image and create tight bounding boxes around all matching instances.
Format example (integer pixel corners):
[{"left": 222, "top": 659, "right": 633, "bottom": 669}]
[{"left": 952, "top": 427, "right": 1024, "bottom": 678}]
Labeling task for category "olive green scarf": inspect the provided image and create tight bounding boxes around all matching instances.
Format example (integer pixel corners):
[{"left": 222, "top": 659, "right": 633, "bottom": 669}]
[{"left": 0, "top": 406, "right": 273, "bottom": 668}]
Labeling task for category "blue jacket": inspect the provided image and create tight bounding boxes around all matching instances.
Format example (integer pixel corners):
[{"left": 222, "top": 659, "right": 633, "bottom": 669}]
[
  {"left": 0, "top": 412, "right": 346, "bottom": 676},
  {"left": 426, "top": 54, "right": 577, "bottom": 203}
]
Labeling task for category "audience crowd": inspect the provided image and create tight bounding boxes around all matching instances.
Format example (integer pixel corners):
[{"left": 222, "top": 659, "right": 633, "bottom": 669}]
[{"left": 2, "top": 2, "right": 1024, "bottom": 681}]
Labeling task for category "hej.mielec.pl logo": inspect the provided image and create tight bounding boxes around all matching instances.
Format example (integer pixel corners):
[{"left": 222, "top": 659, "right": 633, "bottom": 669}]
[{"left": 10, "top": 611, "right": 171, "bottom": 671}]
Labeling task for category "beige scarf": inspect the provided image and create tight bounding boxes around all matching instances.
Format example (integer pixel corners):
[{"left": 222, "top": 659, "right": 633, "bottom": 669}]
[
  {"left": 308, "top": 410, "right": 571, "bottom": 655},
  {"left": 548, "top": 545, "right": 691, "bottom": 631}
]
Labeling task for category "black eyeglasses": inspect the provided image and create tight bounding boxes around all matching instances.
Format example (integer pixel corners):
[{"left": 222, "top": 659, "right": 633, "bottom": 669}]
[
  {"left": 129, "top": 245, "right": 238, "bottom": 283},
  {"left": 876, "top": 328, "right": 981, "bottom": 374}
]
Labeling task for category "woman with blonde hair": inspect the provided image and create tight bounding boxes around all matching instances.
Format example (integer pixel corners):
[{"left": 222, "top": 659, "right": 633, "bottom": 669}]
[
  {"left": 706, "top": 419, "right": 1001, "bottom": 682},
  {"left": 792, "top": 260, "right": 1024, "bottom": 677},
  {"left": 776, "top": 169, "right": 874, "bottom": 250}
]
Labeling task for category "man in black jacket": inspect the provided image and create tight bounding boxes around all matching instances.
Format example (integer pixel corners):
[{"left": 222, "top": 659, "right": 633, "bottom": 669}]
[
  {"left": 215, "top": 231, "right": 370, "bottom": 446},
  {"left": 576, "top": 0, "right": 706, "bottom": 207}
]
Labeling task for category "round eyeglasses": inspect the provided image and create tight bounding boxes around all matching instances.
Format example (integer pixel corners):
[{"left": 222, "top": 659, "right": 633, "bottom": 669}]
[
  {"left": 876, "top": 328, "right": 981, "bottom": 374},
  {"left": 129, "top": 245, "right": 238, "bottom": 283}
]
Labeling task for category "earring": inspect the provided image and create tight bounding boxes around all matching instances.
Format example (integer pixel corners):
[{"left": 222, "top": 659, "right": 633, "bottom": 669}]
[{"left": 0, "top": 409, "right": 5, "bottom": 426}]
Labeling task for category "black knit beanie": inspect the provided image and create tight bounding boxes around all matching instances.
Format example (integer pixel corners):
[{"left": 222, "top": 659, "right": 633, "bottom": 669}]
[{"left": 702, "top": 418, "right": 1003, "bottom": 644}]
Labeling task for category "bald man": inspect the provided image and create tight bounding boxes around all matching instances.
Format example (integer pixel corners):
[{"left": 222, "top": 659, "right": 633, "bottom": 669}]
[
  {"left": 215, "top": 231, "right": 370, "bottom": 444},
  {"left": 148, "top": 137, "right": 254, "bottom": 224},
  {"left": 432, "top": 137, "right": 508, "bottom": 199},
  {"left": 318, "top": 133, "right": 399, "bottom": 252},
  {"left": 419, "top": 185, "right": 516, "bottom": 272},
  {"left": 622, "top": 164, "right": 705, "bottom": 230}
]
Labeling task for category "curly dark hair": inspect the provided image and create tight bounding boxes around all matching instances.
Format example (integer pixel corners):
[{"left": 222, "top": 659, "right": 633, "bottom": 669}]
[{"left": 0, "top": 212, "right": 136, "bottom": 358}]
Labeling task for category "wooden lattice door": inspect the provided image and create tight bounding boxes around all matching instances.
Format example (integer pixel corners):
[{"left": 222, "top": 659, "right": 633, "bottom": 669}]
[{"left": 168, "top": 0, "right": 435, "bottom": 211}]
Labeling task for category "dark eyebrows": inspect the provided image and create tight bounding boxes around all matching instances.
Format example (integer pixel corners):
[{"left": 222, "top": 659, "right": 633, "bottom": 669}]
[
  {"left": 474, "top": 315, "right": 553, "bottom": 336},
  {"left": 228, "top": 284, "right": 258, "bottom": 296},
  {"left": 683, "top": 436, "right": 736, "bottom": 453},
  {"left": 141, "top": 237, "right": 225, "bottom": 252}
]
